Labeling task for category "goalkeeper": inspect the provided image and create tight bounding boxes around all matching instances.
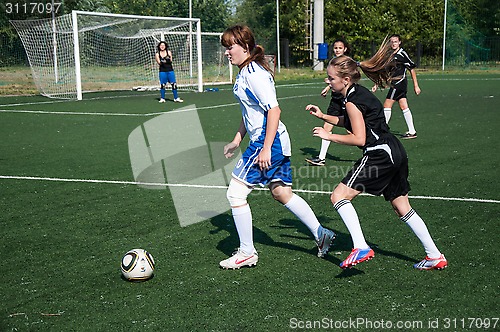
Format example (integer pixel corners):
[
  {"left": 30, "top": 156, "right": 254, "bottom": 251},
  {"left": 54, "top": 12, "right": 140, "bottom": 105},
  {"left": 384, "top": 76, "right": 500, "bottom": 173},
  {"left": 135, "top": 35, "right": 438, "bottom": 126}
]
[{"left": 155, "top": 41, "right": 183, "bottom": 103}]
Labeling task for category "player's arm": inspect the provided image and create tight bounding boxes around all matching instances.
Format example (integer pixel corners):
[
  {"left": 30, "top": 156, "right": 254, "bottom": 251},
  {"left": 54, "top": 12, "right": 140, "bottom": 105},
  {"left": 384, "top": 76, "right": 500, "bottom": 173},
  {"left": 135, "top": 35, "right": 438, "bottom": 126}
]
[
  {"left": 320, "top": 81, "right": 330, "bottom": 97},
  {"left": 410, "top": 68, "right": 421, "bottom": 95},
  {"left": 244, "top": 70, "right": 279, "bottom": 169},
  {"left": 224, "top": 119, "right": 247, "bottom": 158},
  {"left": 402, "top": 50, "right": 420, "bottom": 96},
  {"left": 256, "top": 105, "right": 280, "bottom": 169},
  {"left": 306, "top": 104, "right": 345, "bottom": 127},
  {"left": 155, "top": 53, "right": 161, "bottom": 65},
  {"left": 168, "top": 50, "right": 173, "bottom": 61},
  {"left": 312, "top": 102, "right": 366, "bottom": 147}
]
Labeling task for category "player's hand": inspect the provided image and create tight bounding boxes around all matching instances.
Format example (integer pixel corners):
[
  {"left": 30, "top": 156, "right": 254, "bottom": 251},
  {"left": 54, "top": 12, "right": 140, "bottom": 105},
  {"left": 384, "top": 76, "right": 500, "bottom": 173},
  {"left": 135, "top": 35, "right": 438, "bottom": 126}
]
[
  {"left": 255, "top": 148, "right": 271, "bottom": 170},
  {"left": 223, "top": 142, "right": 239, "bottom": 158},
  {"left": 306, "top": 104, "right": 324, "bottom": 120},
  {"left": 312, "top": 127, "right": 330, "bottom": 140},
  {"left": 371, "top": 84, "right": 378, "bottom": 93},
  {"left": 320, "top": 84, "right": 330, "bottom": 97},
  {"left": 414, "top": 86, "right": 421, "bottom": 96}
]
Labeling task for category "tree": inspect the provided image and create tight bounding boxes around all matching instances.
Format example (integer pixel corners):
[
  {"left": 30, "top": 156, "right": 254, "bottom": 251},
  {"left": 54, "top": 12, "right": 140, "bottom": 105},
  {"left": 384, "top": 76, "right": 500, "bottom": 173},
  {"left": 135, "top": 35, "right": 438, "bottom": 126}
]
[
  {"left": 323, "top": 0, "right": 445, "bottom": 58},
  {"left": 452, "top": 0, "right": 500, "bottom": 37},
  {"left": 230, "top": 0, "right": 278, "bottom": 53},
  {"left": 192, "top": 0, "right": 231, "bottom": 32},
  {"left": 102, "top": 0, "right": 230, "bottom": 32}
]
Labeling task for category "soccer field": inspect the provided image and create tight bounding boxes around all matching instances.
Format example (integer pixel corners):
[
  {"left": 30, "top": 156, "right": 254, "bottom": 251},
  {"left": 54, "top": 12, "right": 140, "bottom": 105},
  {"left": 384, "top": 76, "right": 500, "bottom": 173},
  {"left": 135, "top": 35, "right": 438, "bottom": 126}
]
[{"left": 1, "top": 73, "right": 499, "bottom": 331}]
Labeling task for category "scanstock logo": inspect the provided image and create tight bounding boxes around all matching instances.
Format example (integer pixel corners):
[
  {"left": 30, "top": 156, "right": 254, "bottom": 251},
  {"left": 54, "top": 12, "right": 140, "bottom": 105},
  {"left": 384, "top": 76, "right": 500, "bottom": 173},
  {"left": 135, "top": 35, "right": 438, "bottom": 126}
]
[{"left": 128, "top": 105, "right": 240, "bottom": 227}]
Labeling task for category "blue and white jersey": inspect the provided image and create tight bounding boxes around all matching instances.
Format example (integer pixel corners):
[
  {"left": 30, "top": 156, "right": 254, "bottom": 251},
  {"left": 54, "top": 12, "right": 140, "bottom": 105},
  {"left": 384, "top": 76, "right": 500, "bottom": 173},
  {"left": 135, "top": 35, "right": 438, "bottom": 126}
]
[{"left": 233, "top": 61, "right": 291, "bottom": 156}]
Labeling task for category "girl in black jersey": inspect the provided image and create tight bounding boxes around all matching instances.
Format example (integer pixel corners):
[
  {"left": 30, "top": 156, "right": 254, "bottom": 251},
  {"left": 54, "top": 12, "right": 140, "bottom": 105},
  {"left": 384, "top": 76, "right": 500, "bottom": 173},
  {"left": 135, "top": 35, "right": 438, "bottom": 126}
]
[
  {"left": 305, "top": 40, "right": 447, "bottom": 271},
  {"left": 306, "top": 38, "right": 349, "bottom": 166},
  {"left": 155, "top": 41, "right": 183, "bottom": 103},
  {"left": 372, "top": 34, "right": 420, "bottom": 139}
]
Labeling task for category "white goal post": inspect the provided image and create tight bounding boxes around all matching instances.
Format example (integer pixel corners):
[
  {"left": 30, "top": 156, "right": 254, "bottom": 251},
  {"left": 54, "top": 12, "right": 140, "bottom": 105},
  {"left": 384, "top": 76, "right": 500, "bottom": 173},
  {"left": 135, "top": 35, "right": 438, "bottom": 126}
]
[{"left": 11, "top": 11, "right": 232, "bottom": 100}]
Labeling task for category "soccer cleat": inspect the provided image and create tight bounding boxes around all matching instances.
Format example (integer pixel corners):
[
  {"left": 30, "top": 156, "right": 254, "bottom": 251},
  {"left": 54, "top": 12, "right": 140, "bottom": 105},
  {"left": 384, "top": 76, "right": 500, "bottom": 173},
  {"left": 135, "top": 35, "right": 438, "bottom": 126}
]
[
  {"left": 174, "top": 97, "right": 184, "bottom": 103},
  {"left": 159, "top": 98, "right": 166, "bottom": 103},
  {"left": 219, "top": 249, "right": 258, "bottom": 269},
  {"left": 316, "top": 228, "right": 336, "bottom": 258},
  {"left": 305, "top": 157, "right": 326, "bottom": 166},
  {"left": 413, "top": 254, "right": 448, "bottom": 270},
  {"left": 340, "top": 248, "right": 375, "bottom": 269},
  {"left": 401, "top": 132, "right": 417, "bottom": 139}
]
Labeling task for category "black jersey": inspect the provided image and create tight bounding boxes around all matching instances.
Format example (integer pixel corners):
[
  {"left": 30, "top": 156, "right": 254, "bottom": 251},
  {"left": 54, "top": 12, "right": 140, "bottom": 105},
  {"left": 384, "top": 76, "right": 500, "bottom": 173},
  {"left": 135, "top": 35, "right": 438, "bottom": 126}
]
[
  {"left": 341, "top": 84, "right": 410, "bottom": 200},
  {"left": 327, "top": 91, "right": 345, "bottom": 116},
  {"left": 342, "top": 84, "right": 390, "bottom": 149},
  {"left": 390, "top": 48, "right": 416, "bottom": 86},
  {"left": 158, "top": 52, "right": 174, "bottom": 72}
]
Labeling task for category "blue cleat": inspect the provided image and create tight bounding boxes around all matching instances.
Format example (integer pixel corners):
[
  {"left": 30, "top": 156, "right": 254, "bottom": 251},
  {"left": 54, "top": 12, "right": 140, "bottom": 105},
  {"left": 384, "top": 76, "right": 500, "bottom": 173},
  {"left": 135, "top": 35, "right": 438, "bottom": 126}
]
[{"left": 316, "top": 228, "right": 336, "bottom": 258}]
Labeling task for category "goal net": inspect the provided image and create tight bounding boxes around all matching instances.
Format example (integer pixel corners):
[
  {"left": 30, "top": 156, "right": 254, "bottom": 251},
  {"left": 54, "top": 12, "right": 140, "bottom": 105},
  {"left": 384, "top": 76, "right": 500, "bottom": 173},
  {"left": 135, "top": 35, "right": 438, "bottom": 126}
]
[{"left": 11, "top": 11, "right": 231, "bottom": 100}]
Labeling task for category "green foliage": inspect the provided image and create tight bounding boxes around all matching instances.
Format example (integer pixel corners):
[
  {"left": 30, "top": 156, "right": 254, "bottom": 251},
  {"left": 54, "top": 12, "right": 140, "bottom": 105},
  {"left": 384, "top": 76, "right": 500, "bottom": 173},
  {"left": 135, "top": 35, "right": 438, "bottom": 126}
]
[
  {"left": 191, "top": 0, "right": 231, "bottom": 32},
  {"left": 452, "top": 0, "right": 500, "bottom": 37},
  {"left": 229, "top": 0, "right": 278, "bottom": 53},
  {"left": 323, "top": 0, "right": 445, "bottom": 58},
  {"left": 100, "top": 0, "right": 230, "bottom": 32},
  {"left": 1, "top": 0, "right": 497, "bottom": 67}
]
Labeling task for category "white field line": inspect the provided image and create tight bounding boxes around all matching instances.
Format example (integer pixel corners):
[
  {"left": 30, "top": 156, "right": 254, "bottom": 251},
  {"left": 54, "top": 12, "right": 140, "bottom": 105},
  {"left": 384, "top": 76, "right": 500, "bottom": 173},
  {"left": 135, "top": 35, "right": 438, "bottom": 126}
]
[
  {"left": 1, "top": 175, "right": 498, "bottom": 204},
  {"left": 0, "top": 93, "right": 318, "bottom": 116},
  {"left": 0, "top": 102, "right": 237, "bottom": 117}
]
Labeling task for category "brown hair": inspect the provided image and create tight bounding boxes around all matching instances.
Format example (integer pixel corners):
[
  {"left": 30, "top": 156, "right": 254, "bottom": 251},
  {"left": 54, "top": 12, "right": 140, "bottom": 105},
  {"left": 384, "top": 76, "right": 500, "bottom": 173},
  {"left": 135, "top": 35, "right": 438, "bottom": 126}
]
[
  {"left": 328, "top": 36, "right": 398, "bottom": 88},
  {"left": 221, "top": 25, "right": 272, "bottom": 75}
]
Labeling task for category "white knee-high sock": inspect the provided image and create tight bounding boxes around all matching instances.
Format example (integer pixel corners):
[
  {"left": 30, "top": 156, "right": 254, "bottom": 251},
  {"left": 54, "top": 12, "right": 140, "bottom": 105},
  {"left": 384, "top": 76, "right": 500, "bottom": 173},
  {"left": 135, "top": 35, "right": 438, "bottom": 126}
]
[
  {"left": 318, "top": 139, "right": 331, "bottom": 160},
  {"left": 231, "top": 205, "right": 255, "bottom": 255},
  {"left": 284, "top": 194, "right": 321, "bottom": 240},
  {"left": 384, "top": 108, "right": 392, "bottom": 124},
  {"left": 401, "top": 209, "right": 441, "bottom": 258},
  {"left": 402, "top": 108, "right": 416, "bottom": 134},
  {"left": 334, "top": 199, "right": 369, "bottom": 249}
]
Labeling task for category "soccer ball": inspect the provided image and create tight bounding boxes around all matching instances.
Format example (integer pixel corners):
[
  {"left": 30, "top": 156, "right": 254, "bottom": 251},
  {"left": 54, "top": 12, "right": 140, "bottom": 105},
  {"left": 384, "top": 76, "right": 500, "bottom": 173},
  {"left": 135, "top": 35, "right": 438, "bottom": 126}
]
[{"left": 121, "top": 249, "right": 155, "bottom": 281}]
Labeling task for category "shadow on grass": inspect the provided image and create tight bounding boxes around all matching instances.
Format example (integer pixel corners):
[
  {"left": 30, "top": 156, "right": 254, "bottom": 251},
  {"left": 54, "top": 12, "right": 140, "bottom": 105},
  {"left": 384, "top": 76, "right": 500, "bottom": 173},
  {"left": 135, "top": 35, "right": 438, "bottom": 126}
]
[
  {"left": 299, "top": 147, "right": 356, "bottom": 163},
  {"left": 209, "top": 214, "right": 418, "bottom": 278}
]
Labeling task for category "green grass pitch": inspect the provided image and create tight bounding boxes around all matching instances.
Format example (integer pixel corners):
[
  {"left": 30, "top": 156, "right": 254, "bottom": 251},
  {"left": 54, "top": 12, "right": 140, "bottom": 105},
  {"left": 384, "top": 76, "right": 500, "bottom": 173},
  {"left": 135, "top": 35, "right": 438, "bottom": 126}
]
[{"left": 0, "top": 73, "right": 499, "bottom": 331}]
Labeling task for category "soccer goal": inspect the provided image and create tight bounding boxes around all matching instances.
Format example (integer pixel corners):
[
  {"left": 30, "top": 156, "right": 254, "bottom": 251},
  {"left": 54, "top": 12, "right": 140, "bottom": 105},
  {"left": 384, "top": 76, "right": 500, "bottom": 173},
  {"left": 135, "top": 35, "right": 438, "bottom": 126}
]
[{"left": 11, "top": 11, "right": 231, "bottom": 100}]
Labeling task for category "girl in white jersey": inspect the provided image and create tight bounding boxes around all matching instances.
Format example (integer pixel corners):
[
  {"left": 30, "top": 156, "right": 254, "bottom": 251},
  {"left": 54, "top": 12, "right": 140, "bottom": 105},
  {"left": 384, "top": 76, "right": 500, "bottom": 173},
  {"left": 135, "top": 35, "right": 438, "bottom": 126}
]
[{"left": 219, "top": 25, "right": 335, "bottom": 269}]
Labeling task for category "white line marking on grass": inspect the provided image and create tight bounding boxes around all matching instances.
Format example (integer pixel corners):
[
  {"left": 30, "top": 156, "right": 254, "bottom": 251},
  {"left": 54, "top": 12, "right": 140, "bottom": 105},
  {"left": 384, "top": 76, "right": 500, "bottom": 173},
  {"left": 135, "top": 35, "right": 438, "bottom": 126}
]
[
  {"left": 1, "top": 175, "right": 498, "bottom": 204},
  {"left": 0, "top": 109, "right": 148, "bottom": 116},
  {"left": 0, "top": 93, "right": 157, "bottom": 108},
  {"left": 0, "top": 94, "right": 317, "bottom": 117},
  {"left": 0, "top": 103, "right": 236, "bottom": 117}
]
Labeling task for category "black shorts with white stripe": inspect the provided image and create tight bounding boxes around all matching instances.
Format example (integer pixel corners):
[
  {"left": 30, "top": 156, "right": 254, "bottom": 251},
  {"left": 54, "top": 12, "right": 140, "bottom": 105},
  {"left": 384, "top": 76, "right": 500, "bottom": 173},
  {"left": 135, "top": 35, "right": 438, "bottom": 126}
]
[
  {"left": 386, "top": 77, "right": 409, "bottom": 101},
  {"left": 341, "top": 134, "right": 410, "bottom": 201}
]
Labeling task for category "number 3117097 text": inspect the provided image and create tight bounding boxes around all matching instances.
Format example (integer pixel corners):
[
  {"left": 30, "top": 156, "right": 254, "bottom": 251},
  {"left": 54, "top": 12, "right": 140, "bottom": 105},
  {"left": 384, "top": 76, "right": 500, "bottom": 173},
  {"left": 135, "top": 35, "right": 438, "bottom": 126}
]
[{"left": 5, "top": 2, "right": 62, "bottom": 15}]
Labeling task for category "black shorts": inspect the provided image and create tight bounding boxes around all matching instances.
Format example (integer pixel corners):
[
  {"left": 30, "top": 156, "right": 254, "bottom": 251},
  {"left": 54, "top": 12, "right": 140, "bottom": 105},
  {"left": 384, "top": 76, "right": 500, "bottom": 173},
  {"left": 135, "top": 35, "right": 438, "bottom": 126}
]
[
  {"left": 327, "top": 94, "right": 344, "bottom": 116},
  {"left": 341, "top": 134, "right": 410, "bottom": 201},
  {"left": 386, "top": 80, "right": 408, "bottom": 101}
]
